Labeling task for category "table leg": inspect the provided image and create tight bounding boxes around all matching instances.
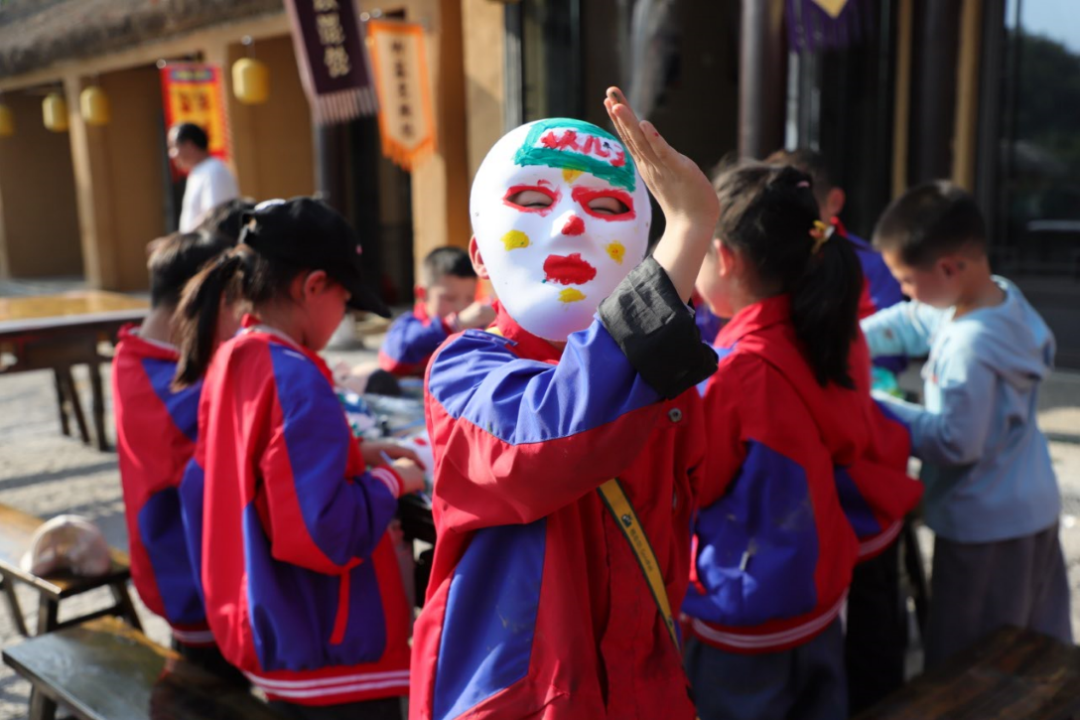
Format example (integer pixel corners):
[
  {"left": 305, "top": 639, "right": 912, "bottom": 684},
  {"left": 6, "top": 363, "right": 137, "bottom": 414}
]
[
  {"left": 0, "top": 574, "right": 28, "bottom": 637},
  {"left": 29, "top": 593, "right": 61, "bottom": 718},
  {"left": 36, "top": 595, "right": 58, "bottom": 635},
  {"left": 28, "top": 689, "right": 57, "bottom": 720},
  {"left": 59, "top": 367, "right": 91, "bottom": 445},
  {"left": 52, "top": 370, "right": 70, "bottom": 437},
  {"left": 110, "top": 582, "right": 142, "bottom": 631},
  {"left": 88, "top": 360, "right": 108, "bottom": 451}
]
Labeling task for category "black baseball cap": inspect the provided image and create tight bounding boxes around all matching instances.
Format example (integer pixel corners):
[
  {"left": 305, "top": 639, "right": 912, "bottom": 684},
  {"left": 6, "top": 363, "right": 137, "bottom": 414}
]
[{"left": 239, "top": 197, "right": 390, "bottom": 317}]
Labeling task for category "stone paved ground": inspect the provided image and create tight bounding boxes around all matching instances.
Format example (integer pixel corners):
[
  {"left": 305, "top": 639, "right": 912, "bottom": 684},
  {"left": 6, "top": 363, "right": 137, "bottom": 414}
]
[{"left": 0, "top": 327, "right": 1078, "bottom": 718}]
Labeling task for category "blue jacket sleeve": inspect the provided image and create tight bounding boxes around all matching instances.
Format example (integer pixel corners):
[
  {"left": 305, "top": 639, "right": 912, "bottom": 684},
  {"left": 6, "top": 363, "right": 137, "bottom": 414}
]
[
  {"left": 861, "top": 301, "right": 944, "bottom": 359},
  {"left": 427, "top": 321, "right": 665, "bottom": 527},
  {"left": 873, "top": 347, "right": 996, "bottom": 468},
  {"left": 379, "top": 313, "right": 448, "bottom": 376},
  {"left": 261, "top": 345, "right": 401, "bottom": 574}
]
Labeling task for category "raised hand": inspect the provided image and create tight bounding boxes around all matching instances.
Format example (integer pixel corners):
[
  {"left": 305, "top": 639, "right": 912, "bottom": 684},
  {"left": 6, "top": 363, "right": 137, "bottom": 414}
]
[
  {"left": 604, "top": 86, "right": 719, "bottom": 301},
  {"left": 453, "top": 301, "right": 497, "bottom": 331}
]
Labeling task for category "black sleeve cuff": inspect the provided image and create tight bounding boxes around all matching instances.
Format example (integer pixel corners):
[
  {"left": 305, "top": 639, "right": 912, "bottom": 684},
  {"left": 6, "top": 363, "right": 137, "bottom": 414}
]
[{"left": 598, "top": 256, "right": 718, "bottom": 399}]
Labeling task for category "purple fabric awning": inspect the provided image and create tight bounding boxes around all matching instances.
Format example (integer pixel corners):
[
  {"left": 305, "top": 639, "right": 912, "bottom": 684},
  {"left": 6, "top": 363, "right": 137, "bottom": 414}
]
[{"left": 786, "top": 0, "right": 875, "bottom": 54}]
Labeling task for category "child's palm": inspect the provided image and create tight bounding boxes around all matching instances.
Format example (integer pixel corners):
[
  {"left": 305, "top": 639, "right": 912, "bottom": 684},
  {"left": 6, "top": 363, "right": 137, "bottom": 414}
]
[{"left": 604, "top": 88, "right": 719, "bottom": 230}]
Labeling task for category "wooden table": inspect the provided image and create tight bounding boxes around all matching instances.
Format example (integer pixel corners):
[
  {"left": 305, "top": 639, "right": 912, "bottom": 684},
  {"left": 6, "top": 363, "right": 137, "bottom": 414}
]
[
  {"left": 0, "top": 291, "right": 147, "bottom": 451},
  {"left": 858, "top": 626, "right": 1080, "bottom": 719},
  {"left": 3, "top": 616, "right": 284, "bottom": 720}
]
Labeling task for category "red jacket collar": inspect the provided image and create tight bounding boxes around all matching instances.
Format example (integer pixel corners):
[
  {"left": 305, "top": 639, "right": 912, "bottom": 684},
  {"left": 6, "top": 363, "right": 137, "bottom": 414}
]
[
  {"left": 830, "top": 216, "right": 849, "bottom": 239},
  {"left": 413, "top": 301, "right": 432, "bottom": 323},
  {"left": 239, "top": 314, "right": 335, "bottom": 384},
  {"left": 715, "top": 294, "right": 791, "bottom": 349},
  {"left": 117, "top": 323, "right": 180, "bottom": 361},
  {"left": 491, "top": 302, "right": 563, "bottom": 364}
]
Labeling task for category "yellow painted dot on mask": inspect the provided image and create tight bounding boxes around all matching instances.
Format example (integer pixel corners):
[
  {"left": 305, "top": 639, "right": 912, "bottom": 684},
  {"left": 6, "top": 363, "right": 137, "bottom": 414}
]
[
  {"left": 562, "top": 168, "right": 584, "bottom": 184},
  {"left": 606, "top": 242, "right": 626, "bottom": 264},
  {"left": 501, "top": 230, "right": 530, "bottom": 251},
  {"left": 558, "top": 288, "right": 587, "bottom": 303}
]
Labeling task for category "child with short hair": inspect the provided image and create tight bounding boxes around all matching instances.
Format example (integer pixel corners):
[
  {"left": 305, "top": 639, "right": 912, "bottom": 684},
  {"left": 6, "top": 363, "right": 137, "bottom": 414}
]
[
  {"left": 112, "top": 229, "right": 240, "bottom": 673},
  {"left": 409, "top": 90, "right": 719, "bottom": 719},
  {"left": 173, "top": 198, "right": 425, "bottom": 719},
  {"left": 862, "top": 181, "right": 1071, "bottom": 668},
  {"left": 684, "top": 162, "right": 921, "bottom": 720},
  {"left": 378, "top": 246, "right": 495, "bottom": 377}
]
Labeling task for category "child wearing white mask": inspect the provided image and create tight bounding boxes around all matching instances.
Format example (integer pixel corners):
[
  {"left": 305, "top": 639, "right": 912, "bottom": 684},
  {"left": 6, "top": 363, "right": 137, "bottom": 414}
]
[{"left": 408, "top": 89, "right": 718, "bottom": 719}]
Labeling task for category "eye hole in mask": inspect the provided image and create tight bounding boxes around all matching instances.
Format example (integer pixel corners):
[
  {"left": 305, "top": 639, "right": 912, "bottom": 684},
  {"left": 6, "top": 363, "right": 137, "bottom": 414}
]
[
  {"left": 572, "top": 187, "right": 636, "bottom": 221},
  {"left": 505, "top": 187, "right": 557, "bottom": 212}
]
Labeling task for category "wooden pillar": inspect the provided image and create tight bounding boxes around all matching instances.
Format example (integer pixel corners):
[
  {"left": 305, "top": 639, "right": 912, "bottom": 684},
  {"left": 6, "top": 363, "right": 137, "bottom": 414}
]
[
  {"left": 891, "top": 0, "right": 914, "bottom": 198},
  {"left": 909, "top": 0, "right": 963, "bottom": 184},
  {"left": 409, "top": 0, "right": 472, "bottom": 277},
  {"left": 64, "top": 74, "right": 119, "bottom": 289},
  {"left": 462, "top": 0, "right": 505, "bottom": 181},
  {"left": 738, "top": 0, "right": 787, "bottom": 159},
  {"left": 951, "top": 0, "right": 983, "bottom": 191}
]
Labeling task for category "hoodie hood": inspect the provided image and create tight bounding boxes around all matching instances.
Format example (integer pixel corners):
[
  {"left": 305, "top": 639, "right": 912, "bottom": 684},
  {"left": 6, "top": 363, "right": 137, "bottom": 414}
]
[{"left": 945, "top": 277, "right": 1055, "bottom": 392}]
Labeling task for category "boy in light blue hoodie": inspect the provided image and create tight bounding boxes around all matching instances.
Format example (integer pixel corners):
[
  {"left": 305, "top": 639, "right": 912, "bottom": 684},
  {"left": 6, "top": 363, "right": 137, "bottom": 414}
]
[{"left": 862, "top": 181, "right": 1070, "bottom": 668}]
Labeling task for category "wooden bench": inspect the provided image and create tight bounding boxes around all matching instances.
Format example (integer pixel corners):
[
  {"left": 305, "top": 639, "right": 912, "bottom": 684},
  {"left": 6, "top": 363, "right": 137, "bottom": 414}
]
[
  {"left": 0, "top": 503, "right": 142, "bottom": 638},
  {"left": 3, "top": 615, "right": 284, "bottom": 720},
  {"left": 858, "top": 626, "right": 1080, "bottom": 719}
]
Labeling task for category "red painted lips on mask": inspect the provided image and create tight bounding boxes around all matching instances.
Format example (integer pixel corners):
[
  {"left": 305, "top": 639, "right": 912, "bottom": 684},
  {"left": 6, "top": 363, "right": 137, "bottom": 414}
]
[{"left": 543, "top": 253, "right": 597, "bottom": 285}]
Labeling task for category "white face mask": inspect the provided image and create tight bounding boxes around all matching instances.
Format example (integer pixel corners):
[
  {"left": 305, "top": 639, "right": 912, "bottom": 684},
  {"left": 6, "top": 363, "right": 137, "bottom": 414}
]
[{"left": 471, "top": 119, "right": 652, "bottom": 342}]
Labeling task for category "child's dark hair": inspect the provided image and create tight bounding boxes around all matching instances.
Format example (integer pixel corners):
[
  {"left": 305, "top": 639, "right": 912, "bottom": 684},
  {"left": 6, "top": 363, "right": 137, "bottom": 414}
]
[
  {"left": 765, "top": 148, "right": 834, "bottom": 207},
  {"left": 421, "top": 246, "right": 475, "bottom": 287},
  {"left": 714, "top": 162, "right": 864, "bottom": 388},
  {"left": 173, "top": 245, "right": 306, "bottom": 388},
  {"left": 873, "top": 181, "right": 986, "bottom": 268},
  {"left": 195, "top": 198, "right": 256, "bottom": 244},
  {"left": 149, "top": 231, "right": 236, "bottom": 309},
  {"left": 171, "top": 122, "right": 209, "bottom": 151}
]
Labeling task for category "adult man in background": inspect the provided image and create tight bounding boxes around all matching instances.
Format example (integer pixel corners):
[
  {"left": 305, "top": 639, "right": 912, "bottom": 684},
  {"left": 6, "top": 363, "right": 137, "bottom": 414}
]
[{"left": 168, "top": 123, "right": 239, "bottom": 233}]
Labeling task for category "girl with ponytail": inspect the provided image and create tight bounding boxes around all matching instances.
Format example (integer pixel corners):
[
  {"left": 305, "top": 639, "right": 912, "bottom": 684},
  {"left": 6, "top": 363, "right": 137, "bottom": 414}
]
[
  {"left": 174, "top": 198, "right": 425, "bottom": 719},
  {"left": 682, "top": 164, "right": 923, "bottom": 720}
]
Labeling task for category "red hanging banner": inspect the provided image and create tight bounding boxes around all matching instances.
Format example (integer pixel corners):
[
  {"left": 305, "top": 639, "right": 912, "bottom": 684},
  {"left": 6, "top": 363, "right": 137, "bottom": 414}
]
[{"left": 160, "top": 63, "right": 231, "bottom": 178}]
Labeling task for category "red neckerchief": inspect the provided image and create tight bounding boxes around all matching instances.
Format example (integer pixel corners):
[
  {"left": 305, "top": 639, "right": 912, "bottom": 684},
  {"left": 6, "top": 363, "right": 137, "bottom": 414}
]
[
  {"left": 490, "top": 303, "right": 564, "bottom": 365},
  {"left": 830, "top": 216, "right": 849, "bottom": 240},
  {"left": 714, "top": 294, "right": 791, "bottom": 350},
  {"left": 239, "top": 313, "right": 335, "bottom": 385}
]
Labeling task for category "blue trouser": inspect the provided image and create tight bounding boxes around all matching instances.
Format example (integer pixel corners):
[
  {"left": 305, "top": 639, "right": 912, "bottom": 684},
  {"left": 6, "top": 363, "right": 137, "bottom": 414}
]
[{"left": 685, "top": 618, "right": 847, "bottom": 720}]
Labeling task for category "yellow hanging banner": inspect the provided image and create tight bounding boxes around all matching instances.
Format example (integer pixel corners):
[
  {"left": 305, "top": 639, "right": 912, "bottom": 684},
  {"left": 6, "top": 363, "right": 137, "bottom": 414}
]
[
  {"left": 811, "top": 0, "right": 849, "bottom": 18},
  {"left": 367, "top": 20, "right": 436, "bottom": 171}
]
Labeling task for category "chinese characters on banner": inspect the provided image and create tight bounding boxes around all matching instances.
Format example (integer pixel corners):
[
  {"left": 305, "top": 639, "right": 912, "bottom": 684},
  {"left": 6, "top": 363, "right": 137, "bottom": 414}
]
[
  {"left": 284, "top": 0, "right": 378, "bottom": 124},
  {"left": 367, "top": 20, "right": 436, "bottom": 171},
  {"left": 159, "top": 64, "right": 230, "bottom": 178}
]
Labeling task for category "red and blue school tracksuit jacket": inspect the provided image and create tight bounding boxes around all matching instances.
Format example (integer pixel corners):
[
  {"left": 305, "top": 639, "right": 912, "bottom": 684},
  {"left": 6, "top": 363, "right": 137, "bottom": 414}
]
[
  {"left": 181, "top": 321, "right": 411, "bottom": 706},
  {"left": 684, "top": 295, "right": 922, "bottom": 654},
  {"left": 835, "top": 219, "right": 907, "bottom": 375},
  {"left": 410, "top": 258, "right": 718, "bottom": 720},
  {"left": 112, "top": 326, "right": 214, "bottom": 646},
  {"left": 378, "top": 303, "right": 450, "bottom": 377}
]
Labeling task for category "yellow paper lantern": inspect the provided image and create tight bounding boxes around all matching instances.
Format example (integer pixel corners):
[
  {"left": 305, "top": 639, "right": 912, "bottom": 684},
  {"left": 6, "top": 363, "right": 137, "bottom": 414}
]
[
  {"left": 0, "top": 104, "right": 14, "bottom": 138},
  {"left": 80, "top": 86, "right": 110, "bottom": 126},
  {"left": 42, "top": 92, "right": 68, "bottom": 132},
  {"left": 232, "top": 58, "right": 270, "bottom": 105}
]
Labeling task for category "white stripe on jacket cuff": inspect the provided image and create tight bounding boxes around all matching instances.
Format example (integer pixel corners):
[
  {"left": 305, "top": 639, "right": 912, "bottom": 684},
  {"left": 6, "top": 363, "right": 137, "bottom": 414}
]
[{"left": 369, "top": 467, "right": 403, "bottom": 498}]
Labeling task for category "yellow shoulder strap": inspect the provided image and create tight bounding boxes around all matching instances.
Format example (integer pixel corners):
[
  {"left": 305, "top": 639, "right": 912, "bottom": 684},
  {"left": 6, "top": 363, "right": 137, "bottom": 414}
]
[{"left": 597, "top": 478, "right": 680, "bottom": 651}]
